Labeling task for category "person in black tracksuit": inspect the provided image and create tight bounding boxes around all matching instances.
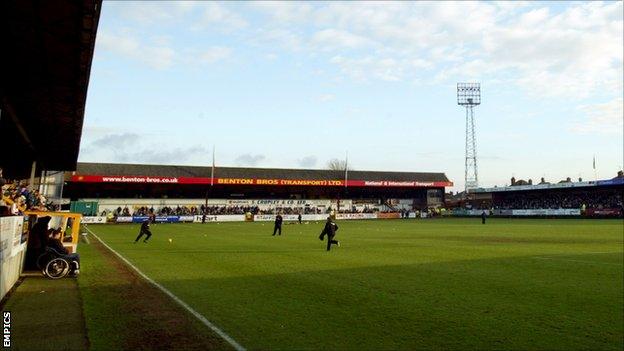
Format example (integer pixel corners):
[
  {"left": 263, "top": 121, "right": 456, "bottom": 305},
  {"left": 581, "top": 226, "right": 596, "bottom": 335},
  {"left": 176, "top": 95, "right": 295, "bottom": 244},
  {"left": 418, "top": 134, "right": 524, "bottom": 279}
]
[
  {"left": 134, "top": 218, "right": 153, "bottom": 243},
  {"left": 298, "top": 213, "right": 302, "bottom": 224},
  {"left": 319, "top": 217, "right": 340, "bottom": 251},
  {"left": 272, "top": 214, "right": 283, "bottom": 236},
  {"left": 481, "top": 210, "right": 487, "bottom": 224}
]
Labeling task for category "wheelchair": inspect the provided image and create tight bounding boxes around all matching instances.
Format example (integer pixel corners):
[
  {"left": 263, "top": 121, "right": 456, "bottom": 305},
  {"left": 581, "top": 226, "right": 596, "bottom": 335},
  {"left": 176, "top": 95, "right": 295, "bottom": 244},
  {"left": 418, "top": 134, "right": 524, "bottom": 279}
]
[{"left": 36, "top": 247, "right": 79, "bottom": 279}]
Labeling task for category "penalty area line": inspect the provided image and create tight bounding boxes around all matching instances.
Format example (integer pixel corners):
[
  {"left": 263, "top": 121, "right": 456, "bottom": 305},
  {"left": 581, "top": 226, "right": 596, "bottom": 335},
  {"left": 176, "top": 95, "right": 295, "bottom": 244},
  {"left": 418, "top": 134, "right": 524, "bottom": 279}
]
[{"left": 83, "top": 225, "right": 246, "bottom": 351}]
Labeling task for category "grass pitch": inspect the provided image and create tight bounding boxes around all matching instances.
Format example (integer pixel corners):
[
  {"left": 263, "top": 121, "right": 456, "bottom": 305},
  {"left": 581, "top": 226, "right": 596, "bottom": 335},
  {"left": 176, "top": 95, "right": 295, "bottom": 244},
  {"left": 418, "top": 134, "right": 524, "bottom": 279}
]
[{"left": 84, "top": 218, "right": 623, "bottom": 350}]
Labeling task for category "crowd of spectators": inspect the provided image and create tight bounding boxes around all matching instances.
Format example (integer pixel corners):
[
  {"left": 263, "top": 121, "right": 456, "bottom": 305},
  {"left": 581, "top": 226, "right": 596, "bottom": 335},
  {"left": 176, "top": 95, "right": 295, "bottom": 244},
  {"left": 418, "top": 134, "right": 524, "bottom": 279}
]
[
  {"left": 101, "top": 203, "right": 401, "bottom": 217},
  {"left": 259, "top": 206, "right": 324, "bottom": 215},
  {"left": 1, "top": 168, "right": 51, "bottom": 216},
  {"left": 202, "top": 205, "right": 258, "bottom": 215},
  {"left": 103, "top": 205, "right": 259, "bottom": 217},
  {"left": 493, "top": 191, "right": 623, "bottom": 210},
  {"left": 336, "top": 205, "right": 378, "bottom": 214}
]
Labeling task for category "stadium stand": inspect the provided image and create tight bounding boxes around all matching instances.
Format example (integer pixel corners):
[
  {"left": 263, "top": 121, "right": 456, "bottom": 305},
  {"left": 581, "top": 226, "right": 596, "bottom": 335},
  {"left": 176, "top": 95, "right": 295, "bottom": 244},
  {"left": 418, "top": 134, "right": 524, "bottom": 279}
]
[
  {"left": 66, "top": 163, "right": 451, "bottom": 199},
  {"left": 454, "top": 171, "right": 624, "bottom": 217},
  {"left": 57, "top": 162, "right": 453, "bottom": 223},
  {"left": 492, "top": 191, "right": 622, "bottom": 210},
  {"left": 1, "top": 179, "right": 50, "bottom": 215}
]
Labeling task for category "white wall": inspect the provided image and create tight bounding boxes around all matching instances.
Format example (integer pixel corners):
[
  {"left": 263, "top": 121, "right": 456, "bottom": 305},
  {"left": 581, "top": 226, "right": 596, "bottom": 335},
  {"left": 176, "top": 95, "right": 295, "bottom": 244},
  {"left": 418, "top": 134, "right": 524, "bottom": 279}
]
[{"left": 1, "top": 216, "right": 27, "bottom": 301}]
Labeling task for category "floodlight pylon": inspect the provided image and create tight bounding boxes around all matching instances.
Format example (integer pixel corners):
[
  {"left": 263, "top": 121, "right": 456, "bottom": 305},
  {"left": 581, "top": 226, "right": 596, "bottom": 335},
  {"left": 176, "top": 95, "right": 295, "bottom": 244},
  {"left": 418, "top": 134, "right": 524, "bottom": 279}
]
[{"left": 457, "top": 83, "right": 481, "bottom": 193}]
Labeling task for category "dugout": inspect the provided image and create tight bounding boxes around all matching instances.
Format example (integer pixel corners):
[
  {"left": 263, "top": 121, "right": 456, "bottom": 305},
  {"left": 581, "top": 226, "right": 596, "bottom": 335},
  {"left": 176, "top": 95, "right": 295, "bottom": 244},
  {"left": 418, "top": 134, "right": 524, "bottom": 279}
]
[{"left": 24, "top": 211, "right": 83, "bottom": 254}]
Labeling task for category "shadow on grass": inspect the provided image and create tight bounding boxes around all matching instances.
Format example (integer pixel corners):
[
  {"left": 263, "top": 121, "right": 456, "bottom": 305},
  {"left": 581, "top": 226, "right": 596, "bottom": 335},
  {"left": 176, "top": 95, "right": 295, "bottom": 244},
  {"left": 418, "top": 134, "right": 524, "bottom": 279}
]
[
  {"left": 77, "top": 236, "right": 233, "bottom": 351},
  {"left": 0, "top": 276, "right": 88, "bottom": 351},
  {"left": 165, "top": 249, "right": 325, "bottom": 254},
  {"left": 418, "top": 235, "right": 623, "bottom": 245}
]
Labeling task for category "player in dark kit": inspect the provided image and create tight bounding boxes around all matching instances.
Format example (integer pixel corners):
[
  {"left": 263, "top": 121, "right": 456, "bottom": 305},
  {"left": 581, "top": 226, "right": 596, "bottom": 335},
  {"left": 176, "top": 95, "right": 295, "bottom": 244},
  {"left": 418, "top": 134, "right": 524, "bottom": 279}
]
[
  {"left": 298, "top": 213, "right": 302, "bottom": 224},
  {"left": 319, "top": 217, "right": 340, "bottom": 251},
  {"left": 481, "top": 210, "right": 487, "bottom": 224},
  {"left": 134, "top": 217, "right": 153, "bottom": 243},
  {"left": 272, "top": 214, "right": 283, "bottom": 236}
]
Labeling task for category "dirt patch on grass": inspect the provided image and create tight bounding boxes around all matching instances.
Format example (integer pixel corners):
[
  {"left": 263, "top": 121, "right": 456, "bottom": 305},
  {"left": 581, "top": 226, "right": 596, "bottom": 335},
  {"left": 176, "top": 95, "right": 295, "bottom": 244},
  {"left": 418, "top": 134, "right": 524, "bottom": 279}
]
[{"left": 84, "top": 235, "right": 232, "bottom": 350}]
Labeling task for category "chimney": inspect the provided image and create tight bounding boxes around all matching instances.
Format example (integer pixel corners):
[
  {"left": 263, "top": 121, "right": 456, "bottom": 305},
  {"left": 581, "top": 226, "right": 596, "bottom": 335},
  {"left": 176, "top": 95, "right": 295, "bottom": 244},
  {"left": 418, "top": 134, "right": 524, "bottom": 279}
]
[
  {"left": 511, "top": 177, "right": 516, "bottom": 186},
  {"left": 540, "top": 177, "right": 545, "bottom": 184}
]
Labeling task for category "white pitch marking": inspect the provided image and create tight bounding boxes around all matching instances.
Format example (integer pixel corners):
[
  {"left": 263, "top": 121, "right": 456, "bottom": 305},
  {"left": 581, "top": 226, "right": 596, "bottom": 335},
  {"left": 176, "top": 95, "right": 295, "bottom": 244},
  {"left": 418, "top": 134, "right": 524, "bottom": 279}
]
[{"left": 84, "top": 225, "right": 246, "bottom": 351}]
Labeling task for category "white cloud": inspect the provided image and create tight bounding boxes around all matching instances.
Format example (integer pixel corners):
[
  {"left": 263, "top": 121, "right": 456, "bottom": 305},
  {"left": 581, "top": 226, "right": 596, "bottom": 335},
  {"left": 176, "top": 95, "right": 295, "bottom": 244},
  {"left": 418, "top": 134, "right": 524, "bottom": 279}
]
[
  {"left": 297, "top": 156, "right": 318, "bottom": 168},
  {"left": 150, "top": 35, "right": 172, "bottom": 46},
  {"left": 143, "top": 46, "right": 175, "bottom": 70},
  {"left": 101, "top": 1, "right": 622, "bottom": 99},
  {"left": 198, "top": 47, "right": 232, "bottom": 64},
  {"left": 123, "top": 146, "right": 209, "bottom": 165},
  {"left": 235, "top": 154, "right": 266, "bottom": 166},
  {"left": 249, "top": 1, "right": 313, "bottom": 23},
  {"left": 255, "top": 28, "right": 304, "bottom": 51},
  {"left": 196, "top": 2, "right": 248, "bottom": 31},
  {"left": 108, "top": 2, "right": 197, "bottom": 25},
  {"left": 90, "top": 133, "right": 139, "bottom": 149},
  {"left": 97, "top": 32, "right": 233, "bottom": 69},
  {"left": 572, "top": 98, "right": 624, "bottom": 135},
  {"left": 97, "top": 31, "right": 175, "bottom": 69},
  {"left": 330, "top": 55, "right": 416, "bottom": 82},
  {"left": 311, "top": 29, "right": 376, "bottom": 51},
  {"left": 249, "top": 1, "right": 622, "bottom": 100},
  {"left": 81, "top": 132, "right": 210, "bottom": 165},
  {"left": 477, "top": 3, "right": 623, "bottom": 97},
  {"left": 318, "top": 94, "right": 335, "bottom": 102}
]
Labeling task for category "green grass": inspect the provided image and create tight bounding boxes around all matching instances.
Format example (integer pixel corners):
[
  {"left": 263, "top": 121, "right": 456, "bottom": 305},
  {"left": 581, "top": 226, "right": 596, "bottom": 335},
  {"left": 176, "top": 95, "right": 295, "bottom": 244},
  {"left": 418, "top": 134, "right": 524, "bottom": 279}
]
[
  {"left": 84, "top": 218, "right": 624, "bottom": 350},
  {"left": 1, "top": 276, "right": 88, "bottom": 350}
]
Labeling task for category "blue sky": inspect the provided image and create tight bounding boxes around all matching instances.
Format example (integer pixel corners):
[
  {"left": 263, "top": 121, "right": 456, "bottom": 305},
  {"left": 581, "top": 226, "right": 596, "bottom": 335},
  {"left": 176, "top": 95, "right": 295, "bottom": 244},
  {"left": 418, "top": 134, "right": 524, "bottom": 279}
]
[{"left": 78, "top": 1, "right": 623, "bottom": 191}]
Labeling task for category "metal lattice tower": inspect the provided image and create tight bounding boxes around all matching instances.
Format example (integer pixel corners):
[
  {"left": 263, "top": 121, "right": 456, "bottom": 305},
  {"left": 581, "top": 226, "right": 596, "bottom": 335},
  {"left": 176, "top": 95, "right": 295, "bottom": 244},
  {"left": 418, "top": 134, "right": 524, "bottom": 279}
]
[{"left": 457, "top": 83, "right": 481, "bottom": 192}]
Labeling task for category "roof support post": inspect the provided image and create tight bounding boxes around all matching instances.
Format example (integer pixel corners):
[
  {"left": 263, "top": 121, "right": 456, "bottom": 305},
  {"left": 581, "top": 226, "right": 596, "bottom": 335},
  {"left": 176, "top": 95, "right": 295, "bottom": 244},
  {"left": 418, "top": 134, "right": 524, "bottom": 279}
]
[{"left": 29, "top": 161, "right": 37, "bottom": 190}]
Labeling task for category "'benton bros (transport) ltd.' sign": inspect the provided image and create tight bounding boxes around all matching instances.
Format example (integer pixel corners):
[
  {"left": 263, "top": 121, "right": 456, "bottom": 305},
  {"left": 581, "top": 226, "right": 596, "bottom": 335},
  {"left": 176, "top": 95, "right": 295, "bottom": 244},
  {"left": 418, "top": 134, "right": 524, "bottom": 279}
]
[{"left": 71, "top": 175, "right": 452, "bottom": 187}]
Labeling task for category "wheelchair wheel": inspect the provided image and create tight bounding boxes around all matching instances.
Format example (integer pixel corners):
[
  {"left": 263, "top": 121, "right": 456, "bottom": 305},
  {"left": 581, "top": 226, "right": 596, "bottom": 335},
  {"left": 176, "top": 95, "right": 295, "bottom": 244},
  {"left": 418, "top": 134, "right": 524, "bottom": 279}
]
[
  {"left": 36, "top": 252, "right": 53, "bottom": 270},
  {"left": 45, "top": 258, "right": 70, "bottom": 279}
]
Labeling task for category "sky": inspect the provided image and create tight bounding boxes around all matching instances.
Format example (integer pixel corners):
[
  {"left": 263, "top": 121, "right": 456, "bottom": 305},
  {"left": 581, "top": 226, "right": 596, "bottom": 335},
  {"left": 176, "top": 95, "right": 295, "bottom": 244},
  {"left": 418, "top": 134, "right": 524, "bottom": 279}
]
[{"left": 78, "top": 1, "right": 624, "bottom": 192}]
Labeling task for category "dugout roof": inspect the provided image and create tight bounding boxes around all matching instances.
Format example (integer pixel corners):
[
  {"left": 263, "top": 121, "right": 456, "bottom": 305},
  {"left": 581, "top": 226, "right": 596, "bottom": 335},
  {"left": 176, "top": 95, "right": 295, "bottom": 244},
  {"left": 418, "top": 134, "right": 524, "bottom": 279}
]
[
  {"left": 1, "top": 0, "right": 102, "bottom": 178},
  {"left": 71, "top": 162, "right": 453, "bottom": 187}
]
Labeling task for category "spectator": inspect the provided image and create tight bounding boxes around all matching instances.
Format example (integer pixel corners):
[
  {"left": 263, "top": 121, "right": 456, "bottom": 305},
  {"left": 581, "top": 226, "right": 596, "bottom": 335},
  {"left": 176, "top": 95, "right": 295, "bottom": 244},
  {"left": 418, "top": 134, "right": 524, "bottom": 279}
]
[{"left": 47, "top": 228, "right": 80, "bottom": 276}]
